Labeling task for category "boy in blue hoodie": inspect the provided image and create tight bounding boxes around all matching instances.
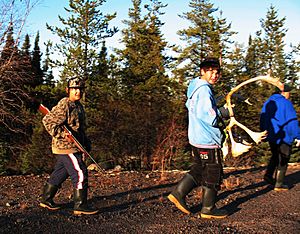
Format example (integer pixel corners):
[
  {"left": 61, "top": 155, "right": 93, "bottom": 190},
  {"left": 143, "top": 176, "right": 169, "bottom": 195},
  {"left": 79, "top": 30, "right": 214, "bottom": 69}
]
[
  {"left": 260, "top": 85, "right": 300, "bottom": 191},
  {"left": 168, "top": 57, "right": 228, "bottom": 219}
]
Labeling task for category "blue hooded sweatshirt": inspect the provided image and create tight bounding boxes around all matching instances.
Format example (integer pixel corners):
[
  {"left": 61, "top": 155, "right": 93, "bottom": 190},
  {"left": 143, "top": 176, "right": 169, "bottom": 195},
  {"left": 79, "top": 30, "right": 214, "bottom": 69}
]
[
  {"left": 260, "top": 93, "right": 300, "bottom": 145},
  {"left": 186, "top": 78, "right": 223, "bottom": 148}
]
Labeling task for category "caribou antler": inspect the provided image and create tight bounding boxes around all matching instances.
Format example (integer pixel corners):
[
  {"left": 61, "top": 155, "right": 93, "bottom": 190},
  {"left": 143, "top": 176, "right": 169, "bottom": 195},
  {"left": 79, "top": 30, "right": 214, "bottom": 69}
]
[{"left": 224, "top": 74, "right": 283, "bottom": 157}]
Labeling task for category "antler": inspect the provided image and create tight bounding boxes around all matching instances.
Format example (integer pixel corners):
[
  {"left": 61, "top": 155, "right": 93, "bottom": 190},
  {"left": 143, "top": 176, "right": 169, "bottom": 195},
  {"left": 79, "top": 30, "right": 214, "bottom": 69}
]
[{"left": 224, "top": 74, "right": 283, "bottom": 157}]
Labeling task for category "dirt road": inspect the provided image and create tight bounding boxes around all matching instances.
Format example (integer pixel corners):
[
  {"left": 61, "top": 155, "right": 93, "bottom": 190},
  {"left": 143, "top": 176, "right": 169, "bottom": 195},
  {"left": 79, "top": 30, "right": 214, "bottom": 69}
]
[{"left": 0, "top": 164, "right": 299, "bottom": 233}]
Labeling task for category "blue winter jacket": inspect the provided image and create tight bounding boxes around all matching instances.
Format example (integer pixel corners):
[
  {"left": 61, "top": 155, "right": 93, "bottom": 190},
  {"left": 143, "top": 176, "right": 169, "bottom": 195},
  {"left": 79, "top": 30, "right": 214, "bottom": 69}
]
[
  {"left": 260, "top": 93, "right": 300, "bottom": 145},
  {"left": 186, "top": 78, "right": 223, "bottom": 148}
]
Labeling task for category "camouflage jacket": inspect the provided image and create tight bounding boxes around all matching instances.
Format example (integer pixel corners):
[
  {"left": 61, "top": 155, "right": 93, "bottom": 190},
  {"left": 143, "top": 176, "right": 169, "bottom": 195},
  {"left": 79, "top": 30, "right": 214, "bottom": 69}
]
[{"left": 42, "top": 97, "right": 91, "bottom": 154}]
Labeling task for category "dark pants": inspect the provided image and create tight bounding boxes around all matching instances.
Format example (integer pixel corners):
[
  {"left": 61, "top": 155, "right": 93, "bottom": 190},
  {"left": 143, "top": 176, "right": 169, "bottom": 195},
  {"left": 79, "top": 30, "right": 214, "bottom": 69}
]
[
  {"left": 48, "top": 153, "right": 88, "bottom": 190},
  {"left": 189, "top": 146, "right": 223, "bottom": 190},
  {"left": 265, "top": 142, "right": 291, "bottom": 176}
]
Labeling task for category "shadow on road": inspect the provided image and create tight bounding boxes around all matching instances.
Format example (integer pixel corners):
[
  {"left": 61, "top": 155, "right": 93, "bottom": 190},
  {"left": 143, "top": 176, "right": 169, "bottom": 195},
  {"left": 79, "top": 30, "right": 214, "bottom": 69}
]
[
  {"left": 92, "top": 181, "right": 176, "bottom": 213},
  {"left": 218, "top": 169, "right": 300, "bottom": 215},
  {"left": 90, "top": 167, "right": 299, "bottom": 215}
]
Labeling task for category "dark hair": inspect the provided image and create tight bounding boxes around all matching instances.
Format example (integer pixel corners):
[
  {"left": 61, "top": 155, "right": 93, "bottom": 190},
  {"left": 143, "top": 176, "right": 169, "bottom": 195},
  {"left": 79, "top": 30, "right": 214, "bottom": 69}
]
[
  {"left": 200, "top": 57, "right": 220, "bottom": 70},
  {"left": 275, "top": 84, "right": 293, "bottom": 93}
]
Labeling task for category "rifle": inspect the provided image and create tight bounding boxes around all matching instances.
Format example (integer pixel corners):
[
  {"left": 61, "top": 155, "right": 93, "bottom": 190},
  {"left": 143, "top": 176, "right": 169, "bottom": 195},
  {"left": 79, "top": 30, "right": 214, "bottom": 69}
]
[{"left": 38, "top": 104, "right": 104, "bottom": 173}]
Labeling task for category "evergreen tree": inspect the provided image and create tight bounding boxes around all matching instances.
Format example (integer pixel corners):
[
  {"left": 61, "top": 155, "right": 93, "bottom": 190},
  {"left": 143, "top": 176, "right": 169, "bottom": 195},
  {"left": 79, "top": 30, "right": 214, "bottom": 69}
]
[
  {"left": 243, "top": 5, "right": 290, "bottom": 119},
  {"left": 21, "top": 34, "right": 31, "bottom": 57},
  {"left": 20, "top": 34, "right": 32, "bottom": 73},
  {"left": 258, "top": 5, "right": 287, "bottom": 78},
  {"left": 225, "top": 43, "right": 245, "bottom": 91},
  {"left": 0, "top": 21, "right": 17, "bottom": 62},
  {"left": 211, "top": 10, "right": 237, "bottom": 95},
  {"left": 285, "top": 43, "right": 300, "bottom": 85},
  {"left": 118, "top": 0, "right": 170, "bottom": 96},
  {"left": 117, "top": 0, "right": 147, "bottom": 93},
  {"left": 111, "top": 0, "right": 180, "bottom": 169},
  {"left": 214, "top": 10, "right": 237, "bottom": 69},
  {"left": 245, "top": 35, "right": 263, "bottom": 78},
  {"left": 20, "top": 34, "right": 36, "bottom": 91},
  {"left": 46, "top": 0, "right": 117, "bottom": 87},
  {"left": 174, "top": 0, "right": 235, "bottom": 82},
  {"left": 0, "top": 0, "right": 58, "bottom": 174},
  {"left": 42, "top": 42, "right": 56, "bottom": 87},
  {"left": 31, "top": 31, "right": 43, "bottom": 87},
  {"left": 175, "top": 0, "right": 216, "bottom": 80}
]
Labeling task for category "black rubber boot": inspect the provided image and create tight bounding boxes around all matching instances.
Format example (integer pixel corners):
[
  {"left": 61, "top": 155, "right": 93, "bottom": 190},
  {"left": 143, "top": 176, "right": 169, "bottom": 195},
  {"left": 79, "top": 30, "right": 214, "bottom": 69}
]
[
  {"left": 73, "top": 188, "right": 98, "bottom": 215},
  {"left": 263, "top": 157, "right": 277, "bottom": 185},
  {"left": 167, "top": 173, "right": 197, "bottom": 214},
  {"left": 39, "top": 183, "right": 61, "bottom": 210},
  {"left": 200, "top": 186, "right": 228, "bottom": 219},
  {"left": 263, "top": 174, "right": 275, "bottom": 185},
  {"left": 274, "top": 166, "right": 289, "bottom": 191}
]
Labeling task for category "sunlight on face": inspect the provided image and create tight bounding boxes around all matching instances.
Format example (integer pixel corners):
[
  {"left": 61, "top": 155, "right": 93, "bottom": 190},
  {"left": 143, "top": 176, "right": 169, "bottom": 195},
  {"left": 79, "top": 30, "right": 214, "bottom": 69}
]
[
  {"left": 201, "top": 67, "right": 220, "bottom": 85},
  {"left": 68, "top": 87, "right": 84, "bottom": 101}
]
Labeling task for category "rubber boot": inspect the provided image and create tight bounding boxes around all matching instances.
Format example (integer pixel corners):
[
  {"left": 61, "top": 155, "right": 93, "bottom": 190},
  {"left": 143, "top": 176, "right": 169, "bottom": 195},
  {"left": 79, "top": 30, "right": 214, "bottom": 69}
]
[
  {"left": 39, "top": 183, "right": 61, "bottom": 210},
  {"left": 263, "top": 159, "right": 277, "bottom": 185},
  {"left": 264, "top": 174, "right": 275, "bottom": 185},
  {"left": 200, "top": 186, "right": 228, "bottom": 219},
  {"left": 274, "top": 166, "right": 289, "bottom": 191},
  {"left": 73, "top": 188, "right": 98, "bottom": 215},
  {"left": 167, "top": 173, "right": 197, "bottom": 214}
]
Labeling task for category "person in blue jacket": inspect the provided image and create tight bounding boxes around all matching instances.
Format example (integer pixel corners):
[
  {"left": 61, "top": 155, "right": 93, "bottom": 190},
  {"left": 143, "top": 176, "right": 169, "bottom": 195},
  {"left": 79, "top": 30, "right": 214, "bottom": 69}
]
[
  {"left": 260, "top": 84, "right": 300, "bottom": 191},
  {"left": 168, "top": 57, "right": 228, "bottom": 219}
]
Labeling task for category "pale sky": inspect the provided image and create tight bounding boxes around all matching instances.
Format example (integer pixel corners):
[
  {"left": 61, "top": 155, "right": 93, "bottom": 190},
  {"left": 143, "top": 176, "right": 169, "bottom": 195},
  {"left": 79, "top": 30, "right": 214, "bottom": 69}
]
[{"left": 24, "top": 0, "right": 300, "bottom": 77}]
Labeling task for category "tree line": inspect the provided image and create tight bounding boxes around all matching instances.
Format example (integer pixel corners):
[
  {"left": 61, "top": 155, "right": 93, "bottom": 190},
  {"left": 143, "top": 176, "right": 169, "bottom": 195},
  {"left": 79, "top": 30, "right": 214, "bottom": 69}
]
[{"left": 0, "top": 0, "right": 299, "bottom": 175}]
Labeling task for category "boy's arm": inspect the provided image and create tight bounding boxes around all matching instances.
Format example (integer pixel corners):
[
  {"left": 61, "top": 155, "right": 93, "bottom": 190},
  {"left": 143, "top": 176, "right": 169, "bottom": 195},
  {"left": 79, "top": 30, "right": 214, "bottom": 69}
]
[
  {"left": 196, "top": 86, "right": 218, "bottom": 127},
  {"left": 42, "top": 99, "right": 68, "bottom": 138}
]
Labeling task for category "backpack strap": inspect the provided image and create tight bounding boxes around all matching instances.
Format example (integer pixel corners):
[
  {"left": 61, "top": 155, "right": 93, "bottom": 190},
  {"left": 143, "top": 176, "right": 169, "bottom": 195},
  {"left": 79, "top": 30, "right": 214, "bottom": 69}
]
[{"left": 189, "top": 84, "right": 210, "bottom": 99}]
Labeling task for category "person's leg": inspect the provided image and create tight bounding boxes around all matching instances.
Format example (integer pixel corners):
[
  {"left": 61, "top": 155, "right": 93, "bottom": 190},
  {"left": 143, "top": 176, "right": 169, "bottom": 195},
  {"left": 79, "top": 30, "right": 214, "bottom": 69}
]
[
  {"left": 167, "top": 173, "right": 197, "bottom": 214},
  {"left": 39, "top": 183, "right": 61, "bottom": 210},
  {"left": 64, "top": 153, "right": 98, "bottom": 215},
  {"left": 40, "top": 154, "right": 68, "bottom": 210},
  {"left": 168, "top": 146, "right": 199, "bottom": 214},
  {"left": 200, "top": 149, "right": 228, "bottom": 219},
  {"left": 48, "top": 154, "right": 69, "bottom": 186},
  {"left": 264, "top": 142, "right": 278, "bottom": 185},
  {"left": 200, "top": 186, "right": 227, "bottom": 219},
  {"left": 274, "top": 144, "right": 291, "bottom": 191}
]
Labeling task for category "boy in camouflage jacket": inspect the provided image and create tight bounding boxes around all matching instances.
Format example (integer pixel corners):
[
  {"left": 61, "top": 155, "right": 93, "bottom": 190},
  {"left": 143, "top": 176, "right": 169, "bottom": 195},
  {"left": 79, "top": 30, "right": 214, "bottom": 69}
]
[{"left": 40, "top": 77, "right": 98, "bottom": 215}]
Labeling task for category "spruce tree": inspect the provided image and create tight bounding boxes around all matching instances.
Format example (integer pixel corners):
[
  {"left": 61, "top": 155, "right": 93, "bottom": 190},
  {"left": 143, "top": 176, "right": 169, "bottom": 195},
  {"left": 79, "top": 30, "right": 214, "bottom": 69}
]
[
  {"left": 0, "top": 22, "right": 17, "bottom": 62},
  {"left": 20, "top": 34, "right": 33, "bottom": 80},
  {"left": 113, "top": 0, "right": 179, "bottom": 169},
  {"left": 285, "top": 44, "right": 300, "bottom": 85},
  {"left": 225, "top": 43, "right": 245, "bottom": 90},
  {"left": 42, "top": 42, "right": 56, "bottom": 87},
  {"left": 31, "top": 31, "right": 43, "bottom": 87},
  {"left": 245, "top": 35, "right": 263, "bottom": 78},
  {"left": 174, "top": 0, "right": 235, "bottom": 82},
  {"left": 46, "top": 0, "right": 117, "bottom": 87},
  {"left": 21, "top": 34, "right": 31, "bottom": 57},
  {"left": 259, "top": 5, "right": 287, "bottom": 79}
]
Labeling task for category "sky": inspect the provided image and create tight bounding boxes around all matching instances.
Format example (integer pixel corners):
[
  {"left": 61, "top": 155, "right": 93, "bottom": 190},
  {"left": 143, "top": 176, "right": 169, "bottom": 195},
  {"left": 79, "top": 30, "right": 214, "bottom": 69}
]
[{"left": 24, "top": 0, "right": 300, "bottom": 77}]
